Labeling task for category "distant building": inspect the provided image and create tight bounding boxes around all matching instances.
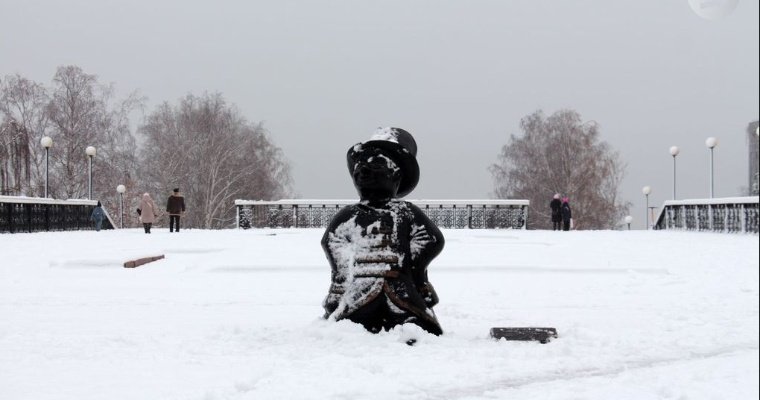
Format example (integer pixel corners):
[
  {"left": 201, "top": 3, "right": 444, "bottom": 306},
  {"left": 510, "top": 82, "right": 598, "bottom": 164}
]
[{"left": 749, "top": 121, "right": 759, "bottom": 195}]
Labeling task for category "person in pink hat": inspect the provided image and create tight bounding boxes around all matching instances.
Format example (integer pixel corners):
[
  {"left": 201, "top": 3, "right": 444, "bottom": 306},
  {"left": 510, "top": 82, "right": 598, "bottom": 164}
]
[{"left": 561, "top": 197, "right": 572, "bottom": 231}]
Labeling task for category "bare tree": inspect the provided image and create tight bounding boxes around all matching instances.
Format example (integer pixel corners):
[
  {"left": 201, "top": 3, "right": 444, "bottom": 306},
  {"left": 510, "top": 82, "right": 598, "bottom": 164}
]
[
  {"left": 0, "top": 74, "right": 50, "bottom": 196},
  {"left": 139, "top": 93, "right": 292, "bottom": 229},
  {"left": 0, "top": 120, "right": 31, "bottom": 195},
  {"left": 490, "top": 109, "right": 629, "bottom": 230},
  {"left": 44, "top": 66, "right": 142, "bottom": 226}
]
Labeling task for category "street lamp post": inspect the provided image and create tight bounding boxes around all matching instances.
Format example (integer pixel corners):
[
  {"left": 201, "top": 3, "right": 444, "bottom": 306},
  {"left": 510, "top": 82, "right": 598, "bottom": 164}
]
[
  {"left": 669, "top": 146, "right": 679, "bottom": 200},
  {"left": 117, "top": 184, "right": 126, "bottom": 229},
  {"left": 86, "top": 146, "right": 97, "bottom": 200},
  {"left": 705, "top": 137, "right": 718, "bottom": 199},
  {"left": 624, "top": 215, "right": 633, "bottom": 230},
  {"left": 40, "top": 136, "right": 53, "bottom": 198},
  {"left": 642, "top": 186, "right": 651, "bottom": 230}
]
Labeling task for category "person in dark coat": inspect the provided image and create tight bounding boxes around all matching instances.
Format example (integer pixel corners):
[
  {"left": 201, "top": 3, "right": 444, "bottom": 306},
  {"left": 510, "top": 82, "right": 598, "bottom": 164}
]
[
  {"left": 90, "top": 201, "right": 106, "bottom": 232},
  {"left": 550, "top": 193, "right": 562, "bottom": 231},
  {"left": 166, "top": 188, "right": 186, "bottom": 233},
  {"left": 322, "top": 127, "right": 445, "bottom": 337},
  {"left": 561, "top": 197, "right": 572, "bottom": 231}
]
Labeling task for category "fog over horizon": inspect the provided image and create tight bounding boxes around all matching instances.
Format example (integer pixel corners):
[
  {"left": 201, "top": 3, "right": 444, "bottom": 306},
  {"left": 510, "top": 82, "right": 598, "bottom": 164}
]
[{"left": 1, "top": 0, "right": 758, "bottom": 228}]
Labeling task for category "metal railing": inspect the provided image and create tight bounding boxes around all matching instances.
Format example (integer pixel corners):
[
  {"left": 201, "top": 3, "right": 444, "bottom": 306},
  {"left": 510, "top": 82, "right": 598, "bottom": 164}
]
[
  {"left": 654, "top": 197, "right": 759, "bottom": 234},
  {"left": 0, "top": 196, "right": 115, "bottom": 233},
  {"left": 235, "top": 199, "right": 529, "bottom": 230}
]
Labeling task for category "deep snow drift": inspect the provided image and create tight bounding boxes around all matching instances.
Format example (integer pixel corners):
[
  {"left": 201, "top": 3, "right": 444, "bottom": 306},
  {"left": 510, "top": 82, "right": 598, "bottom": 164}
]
[{"left": 0, "top": 228, "right": 757, "bottom": 400}]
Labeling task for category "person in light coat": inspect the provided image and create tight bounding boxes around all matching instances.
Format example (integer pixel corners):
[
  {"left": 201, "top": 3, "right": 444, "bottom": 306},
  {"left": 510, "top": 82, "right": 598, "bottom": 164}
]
[{"left": 138, "top": 193, "right": 159, "bottom": 234}]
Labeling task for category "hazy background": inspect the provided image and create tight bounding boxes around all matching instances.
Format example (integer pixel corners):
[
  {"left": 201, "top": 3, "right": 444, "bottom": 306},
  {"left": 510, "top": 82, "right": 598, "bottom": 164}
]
[{"left": 1, "top": 0, "right": 758, "bottom": 228}]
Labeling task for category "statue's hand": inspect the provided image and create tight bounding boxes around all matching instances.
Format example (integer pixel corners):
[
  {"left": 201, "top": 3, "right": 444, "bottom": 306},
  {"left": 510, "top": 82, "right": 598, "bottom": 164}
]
[
  {"left": 322, "top": 283, "right": 344, "bottom": 318},
  {"left": 323, "top": 293, "right": 340, "bottom": 318},
  {"left": 418, "top": 282, "right": 439, "bottom": 308}
]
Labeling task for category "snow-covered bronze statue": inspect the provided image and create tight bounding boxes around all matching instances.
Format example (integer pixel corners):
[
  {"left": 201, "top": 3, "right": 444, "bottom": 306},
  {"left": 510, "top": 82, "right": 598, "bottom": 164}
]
[{"left": 321, "top": 127, "right": 445, "bottom": 336}]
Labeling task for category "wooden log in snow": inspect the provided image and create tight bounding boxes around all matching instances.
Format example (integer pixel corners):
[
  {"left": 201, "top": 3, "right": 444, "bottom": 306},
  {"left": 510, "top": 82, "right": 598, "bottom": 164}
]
[{"left": 123, "top": 255, "right": 165, "bottom": 268}]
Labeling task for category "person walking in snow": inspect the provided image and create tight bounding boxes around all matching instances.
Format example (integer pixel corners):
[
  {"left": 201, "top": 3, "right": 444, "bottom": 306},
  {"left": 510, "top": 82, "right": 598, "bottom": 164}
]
[
  {"left": 321, "top": 127, "right": 445, "bottom": 338},
  {"left": 561, "top": 197, "right": 573, "bottom": 231},
  {"left": 550, "top": 193, "right": 562, "bottom": 231},
  {"left": 138, "top": 192, "right": 159, "bottom": 234},
  {"left": 166, "top": 188, "right": 186, "bottom": 233},
  {"left": 90, "top": 201, "right": 106, "bottom": 232}
]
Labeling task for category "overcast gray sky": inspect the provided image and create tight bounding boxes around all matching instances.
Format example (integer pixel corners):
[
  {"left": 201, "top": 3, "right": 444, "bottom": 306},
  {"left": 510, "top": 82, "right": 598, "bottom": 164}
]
[{"left": 1, "top": 0, "right": 758, "bottom": 228}]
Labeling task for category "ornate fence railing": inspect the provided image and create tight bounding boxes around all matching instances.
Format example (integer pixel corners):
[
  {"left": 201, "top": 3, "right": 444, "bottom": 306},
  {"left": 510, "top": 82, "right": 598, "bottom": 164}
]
[
  {"left": 654, "top": 197, "right": 759, "bottom": 234},
  {"left": 235, "top": 199, "right": 529, "bottom": 230},
  {"left": 0, "top": 196, "right": 115, "bottom": 233}
]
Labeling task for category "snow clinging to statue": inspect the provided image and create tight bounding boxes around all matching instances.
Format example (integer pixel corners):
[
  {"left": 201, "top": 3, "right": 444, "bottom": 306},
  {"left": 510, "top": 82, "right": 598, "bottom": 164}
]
[{"left": 321, "top": 127, "right": 445, "bottom": 337}]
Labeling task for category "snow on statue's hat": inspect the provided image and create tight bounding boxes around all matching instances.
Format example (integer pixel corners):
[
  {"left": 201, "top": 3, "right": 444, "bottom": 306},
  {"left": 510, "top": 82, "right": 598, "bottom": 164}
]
[{"left": 347, "top": 127, "right": 420, "bottom": 198}]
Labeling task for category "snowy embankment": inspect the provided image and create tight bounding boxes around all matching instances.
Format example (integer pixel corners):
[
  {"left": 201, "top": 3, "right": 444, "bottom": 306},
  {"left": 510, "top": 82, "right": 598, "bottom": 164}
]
[{"left": 0, "top": 229, "right": 757, "bottom": 400}]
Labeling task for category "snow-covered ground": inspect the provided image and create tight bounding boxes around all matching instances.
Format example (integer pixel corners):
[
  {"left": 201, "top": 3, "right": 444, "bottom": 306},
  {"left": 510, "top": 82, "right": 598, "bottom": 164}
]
[{"left": 0, "top": 228, "right": 757, "bottom": 400}]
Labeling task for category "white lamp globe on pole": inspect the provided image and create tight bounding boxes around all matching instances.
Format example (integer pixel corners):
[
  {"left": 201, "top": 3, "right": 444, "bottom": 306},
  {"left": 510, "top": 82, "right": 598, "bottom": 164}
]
[
  {"left": 86, "top": 146, "right": 97, "bottom": 200},
  {"left": 624, "top": 215, "right": 633, "bottom": 230},
  {"left": 40, "top": 136, "right": 53, "bottom": 198},
  {"left": 117, "top": 184, "right": 126, "bottom": 229},
  {"left": 642, "top": 186, "right": 651, "bottom": 230},
  {"left": 705, "top": 137, "right": 718, "bottom": 198},
  {"left": 669, "top": 146, "right": 680, "bottom": 200}
]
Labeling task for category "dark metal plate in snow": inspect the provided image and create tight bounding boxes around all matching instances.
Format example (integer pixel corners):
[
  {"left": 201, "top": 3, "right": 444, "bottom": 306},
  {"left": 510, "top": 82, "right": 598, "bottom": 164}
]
[{"left": 490, "top": 327, "right": 558, "bottom": 344}]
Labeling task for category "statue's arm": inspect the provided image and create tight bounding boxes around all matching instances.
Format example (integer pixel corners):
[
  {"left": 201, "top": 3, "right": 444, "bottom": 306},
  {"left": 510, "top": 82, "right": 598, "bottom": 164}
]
[
  {"left": 321, "top": 206, "right": 356, "bottom": 316},
  {"left": 321, "top": 206, "right": 356, "bottom": 272},
  {"left": 407, "top": 203, "right": 444, "bottom": 263},
  {"left": 407, "top": 203, "right": 445, "bottom": 306}
]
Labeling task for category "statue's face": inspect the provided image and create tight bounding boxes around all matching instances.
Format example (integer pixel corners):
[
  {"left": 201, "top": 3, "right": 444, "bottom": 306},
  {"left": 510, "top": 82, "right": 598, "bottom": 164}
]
[{"left": 351, "top": 149, "right": 401, "bottom": 201}]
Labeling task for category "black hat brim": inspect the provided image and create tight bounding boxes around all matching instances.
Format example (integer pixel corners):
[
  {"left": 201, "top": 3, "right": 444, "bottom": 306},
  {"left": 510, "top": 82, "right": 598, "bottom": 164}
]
[{"left": 347, "top": 140, "right": 419, "bottom": 198}]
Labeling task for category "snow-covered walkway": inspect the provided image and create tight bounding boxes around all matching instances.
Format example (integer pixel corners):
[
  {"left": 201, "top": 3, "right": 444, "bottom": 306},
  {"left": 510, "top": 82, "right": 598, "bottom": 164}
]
[{"left": 0, "top": 229, "right": 757, "bottom": 400}]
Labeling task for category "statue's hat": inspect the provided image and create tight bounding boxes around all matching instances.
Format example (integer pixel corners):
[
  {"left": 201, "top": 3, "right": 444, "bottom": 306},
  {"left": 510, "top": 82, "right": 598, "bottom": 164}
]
[{"left": 347, "top": 127, "right": 420, "bottom": 198}]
